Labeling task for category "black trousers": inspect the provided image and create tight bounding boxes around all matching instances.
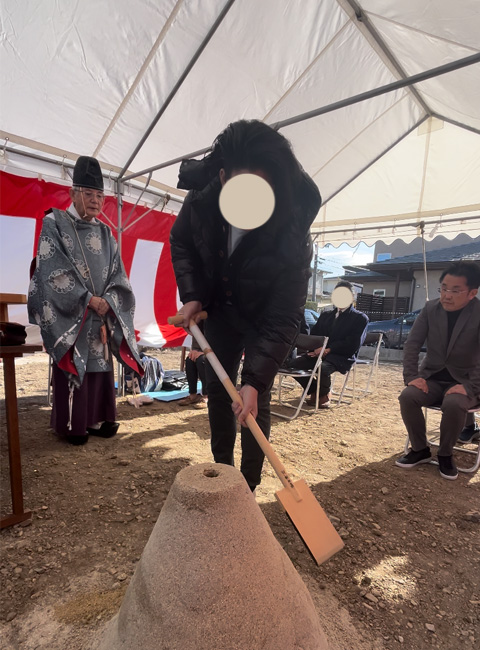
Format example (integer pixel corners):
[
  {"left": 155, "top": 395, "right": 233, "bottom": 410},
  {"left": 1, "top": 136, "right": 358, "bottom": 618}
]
[
  {"left": 185, "top": 356, "right": 207, "bottom": 395},
  {"left": 204, "top": 304, "right": 274, "bottom": 489},
  {"left": 287, "top": 354, "right": 338, "bottom": 397}
]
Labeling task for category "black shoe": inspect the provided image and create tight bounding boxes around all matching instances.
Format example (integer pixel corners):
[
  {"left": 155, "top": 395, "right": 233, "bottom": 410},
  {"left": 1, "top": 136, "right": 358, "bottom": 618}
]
[
  {"left": 87, "top": 421, "right": 119, "bottom": 438},
  {"left": 437, "top": 455, "right": 458, "bottom": 481},
  {"left": 395, "top": 447, "right": 431, "bottom": 468},
  {"left": 66, "top": 435, "right": 89, "bottom": 446},
  {"left": 458, "top": 423, "right": 480, "bottom": 444}
]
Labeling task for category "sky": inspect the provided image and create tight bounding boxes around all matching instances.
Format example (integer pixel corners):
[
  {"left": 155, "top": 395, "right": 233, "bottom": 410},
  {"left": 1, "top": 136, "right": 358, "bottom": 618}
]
[{"left": 314, "top": 242, "right": 374, "bottom": 277}]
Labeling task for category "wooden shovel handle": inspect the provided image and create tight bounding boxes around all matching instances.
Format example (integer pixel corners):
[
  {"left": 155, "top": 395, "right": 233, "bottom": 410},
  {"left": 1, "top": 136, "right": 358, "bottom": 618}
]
[
  {"left": 168, "top": 311, "right": 208, "bottom": 327},
  {"left": 185, "top": 318, "right": 301, "bottom": 501}
]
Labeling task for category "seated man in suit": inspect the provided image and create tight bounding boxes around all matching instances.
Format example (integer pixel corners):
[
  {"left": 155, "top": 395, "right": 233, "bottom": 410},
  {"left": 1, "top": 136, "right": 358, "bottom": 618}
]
[
  {"left": 396, "top": 260, "right": 480, "bottom": 480},
  {"left": 287, "top": 281, "right": 369, "bottom": 408}
]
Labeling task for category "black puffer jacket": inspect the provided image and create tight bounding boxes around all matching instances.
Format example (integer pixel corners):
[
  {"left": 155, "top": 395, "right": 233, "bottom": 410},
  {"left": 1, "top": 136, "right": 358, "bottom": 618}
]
[{"left": 170, "top": 172, "right": 321, "bottom": 392}]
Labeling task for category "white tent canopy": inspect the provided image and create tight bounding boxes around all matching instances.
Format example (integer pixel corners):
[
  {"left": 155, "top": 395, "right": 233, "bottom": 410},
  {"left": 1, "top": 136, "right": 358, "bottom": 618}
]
[{"left": 1, "top": 0, "right": 479, "bottom": 244}]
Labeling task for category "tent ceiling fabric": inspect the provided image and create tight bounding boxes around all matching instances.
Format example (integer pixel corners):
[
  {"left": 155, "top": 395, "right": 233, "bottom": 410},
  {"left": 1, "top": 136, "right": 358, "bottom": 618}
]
[
  {"left": 312, "top": 119, "right": 480, "bottom": 245},
  {"left": 1, "top": 0, "right": 479, "bottom": 245}
]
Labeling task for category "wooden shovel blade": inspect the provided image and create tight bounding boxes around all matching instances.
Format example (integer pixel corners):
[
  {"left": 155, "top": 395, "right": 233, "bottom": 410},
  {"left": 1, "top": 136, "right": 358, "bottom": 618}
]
[{"left": 275, "top": 479, "right": 344, "bottom": 565}]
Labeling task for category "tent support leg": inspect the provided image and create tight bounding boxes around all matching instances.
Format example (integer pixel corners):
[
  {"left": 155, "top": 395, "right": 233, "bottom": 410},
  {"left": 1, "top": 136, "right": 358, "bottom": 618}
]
[
  {"left": 116, "top": 181, "right": 125, "bottom": 397},
  {"left": 420, "top": 221, "right": 429, "bottom": 301}
]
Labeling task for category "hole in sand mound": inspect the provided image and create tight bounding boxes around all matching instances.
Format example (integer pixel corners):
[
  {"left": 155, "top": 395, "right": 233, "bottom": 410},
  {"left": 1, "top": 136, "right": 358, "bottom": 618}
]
[{"left": 203, "top": 468, "right": 219, "bottom": 478}]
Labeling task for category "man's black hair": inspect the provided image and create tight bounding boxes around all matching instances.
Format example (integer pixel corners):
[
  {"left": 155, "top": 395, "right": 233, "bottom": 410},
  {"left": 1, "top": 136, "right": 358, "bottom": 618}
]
[
  {"left": 335, "top": 280, "right": 353, "bottom": 290},
  {"left": 439, "top": 261, "right": 480, "bottom": 290},
  {"left": 208, "top": 120, "right": 304, "bottom": 225},
  {"left": 211, "top": 120, "right": 301, "bottom": 182},
  {"left": 177, "top": 119, "right": 321, "bottom": 235}
]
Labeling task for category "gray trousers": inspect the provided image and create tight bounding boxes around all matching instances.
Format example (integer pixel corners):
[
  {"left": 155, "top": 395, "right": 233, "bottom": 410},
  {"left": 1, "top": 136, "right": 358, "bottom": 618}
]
[{"left": 399, "top": 380, "right": 477, "bottom": 456}]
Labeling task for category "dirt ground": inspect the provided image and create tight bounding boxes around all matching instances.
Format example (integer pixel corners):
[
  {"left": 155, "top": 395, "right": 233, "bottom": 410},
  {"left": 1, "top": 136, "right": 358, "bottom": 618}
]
[{"left": 1, "top": 350, "right": 479, "bottom": 650}]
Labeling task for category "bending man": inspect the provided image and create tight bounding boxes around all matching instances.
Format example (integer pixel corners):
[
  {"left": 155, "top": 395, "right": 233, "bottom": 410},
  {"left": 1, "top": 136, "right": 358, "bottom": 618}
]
[{"left": 170, "top": 120, "right": 321, "bottom": 491}]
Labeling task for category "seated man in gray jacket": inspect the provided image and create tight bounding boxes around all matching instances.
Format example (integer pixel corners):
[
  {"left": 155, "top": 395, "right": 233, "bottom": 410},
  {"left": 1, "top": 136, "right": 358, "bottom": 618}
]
[{"left": 396, "top": 261, "right": 480, "bottom": 480}]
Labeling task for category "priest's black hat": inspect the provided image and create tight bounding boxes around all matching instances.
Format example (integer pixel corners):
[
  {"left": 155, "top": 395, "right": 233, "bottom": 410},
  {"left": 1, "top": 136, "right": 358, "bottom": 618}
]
[{"left": 73, "top": 156, "right": 104, "bottom": 191}]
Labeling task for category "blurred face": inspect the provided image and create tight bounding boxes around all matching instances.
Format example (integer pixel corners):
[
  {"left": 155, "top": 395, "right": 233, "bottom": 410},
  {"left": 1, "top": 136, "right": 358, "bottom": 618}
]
[
  {"left": 219, "top": 168, "right": 275, "bottom": 231},
  {"left": 70, "top": 187, "right": 104, "bottom": 221},
  {"left": 439, "top": 274, "right": 478, "bottom": 312}
]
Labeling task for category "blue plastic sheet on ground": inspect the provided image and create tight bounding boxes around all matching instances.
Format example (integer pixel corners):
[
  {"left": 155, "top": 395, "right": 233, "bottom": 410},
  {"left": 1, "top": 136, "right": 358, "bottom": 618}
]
[{"left": 142, "top": 381, "right": 202, "bottom": 402}]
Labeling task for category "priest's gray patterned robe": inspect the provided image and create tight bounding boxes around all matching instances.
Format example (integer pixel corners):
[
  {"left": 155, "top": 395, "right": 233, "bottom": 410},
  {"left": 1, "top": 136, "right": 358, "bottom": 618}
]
[{"left": 28, "top": 206, "right": 142, "bottom": 386}]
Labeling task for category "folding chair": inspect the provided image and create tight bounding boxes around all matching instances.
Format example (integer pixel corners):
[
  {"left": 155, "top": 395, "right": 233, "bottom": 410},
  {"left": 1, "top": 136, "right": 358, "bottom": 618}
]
[
  {"left": 271, "top": 336, "right": 328, "bottom": 420},
  {"left": 403, "top": 405, "right": 480, "bottom": 474},
  {"left": 330, "top": 332, "right": 383, "bottom": 406},
  {"left": 330, "top": 364, "right": 356, "bottom": 406},
  {"left": 355, "top": 331, "right": 384, "bottom": 395}
]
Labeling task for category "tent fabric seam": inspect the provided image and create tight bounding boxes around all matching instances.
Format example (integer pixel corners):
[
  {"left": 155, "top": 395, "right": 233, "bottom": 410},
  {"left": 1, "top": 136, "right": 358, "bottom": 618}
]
[
  {"left": 366, "top": 11, "right": 480, "bottom": 53},
  {"left": 117, "top": 0, "right": 238, "bottom": 179},
  {"left": 319, "top": 115, "right": 428, "bottom": 205},
  {"left": 93, "top": 0, "right": 186, "bottom": 159},
  {"left": 340, "top": 0, "right": 431, "bottom": 115},
  {"left": 311, "top": 93, "right": 416, "bottom": 186},
  {"left": 417, "top": 121, "right": 432, "bottom": 215},
  {"left": 263, "top": 21, "right": 351, "bottom": 124}
]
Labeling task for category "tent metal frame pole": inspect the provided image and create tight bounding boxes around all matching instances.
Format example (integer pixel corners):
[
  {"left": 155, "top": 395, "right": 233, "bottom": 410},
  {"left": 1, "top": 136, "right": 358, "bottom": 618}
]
[
  {"left": 419, "top": 222, "right": 429, "bottom": 301},
  {"left": 123, "top": 172, "right": 153, "bottom": 228},
  {"left": 123, "top": 193, "right": 170, "bottom": 234},
  {"left": 115, "top": 179, "right": 125, "bottom": 397},
  {"left": 343, "top": 0, "right": 432, "bottom": 116},
  {"left": 120, "top": 52, "right": 480, "bottom": 183},
  {"left": 431, "top": 113, "right": 480, "bottom": 137},
  {"left": 98, "top": 209, "right": 116, "bottom": 231},
  {"left": 409, "top": 278, "right": 416, "bottom": 312},
  {"left": 117, "top": 0, "right": 237, "bottom": 181},
  {"left": 121, "top": 146, "right": 210, "bottom": 183},
  {"left": 2, "top": 145, "right": 182, "bottom": 207},
  {"left": 322, "top": 116, "right": 427, "bottom": 204},
  {"left": 116, "top": 180, "right": 123, "bottom": 255},
  {"left": 271, "top": 52, "right": 480, "bottom": 131}
]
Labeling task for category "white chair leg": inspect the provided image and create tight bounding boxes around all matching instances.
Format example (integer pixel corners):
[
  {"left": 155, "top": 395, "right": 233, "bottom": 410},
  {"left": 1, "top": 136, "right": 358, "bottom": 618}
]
[
  {"left": 364, "top": 360, "right": 375, "bottom": 395},
  {"left": 272, "top": 348, "right": 327, "bottom": 420},
  {"left": 335, "top": 369, "right": 350, "bottom": 406}
]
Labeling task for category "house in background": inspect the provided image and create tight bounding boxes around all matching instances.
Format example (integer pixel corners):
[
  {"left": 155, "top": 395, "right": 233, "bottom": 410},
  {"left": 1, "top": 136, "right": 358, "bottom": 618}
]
[
  {"left": 343, "top": 238, "right": 480, "bottom": 321},
  {"left": 308, "top": 270, "right": 363, "bottom": 304},
  {"left": 373, "top": 233, "right": 478, "bottom": 263},
  {"left": 321, "top": 273, "right": 363, "bottom": 297}
]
